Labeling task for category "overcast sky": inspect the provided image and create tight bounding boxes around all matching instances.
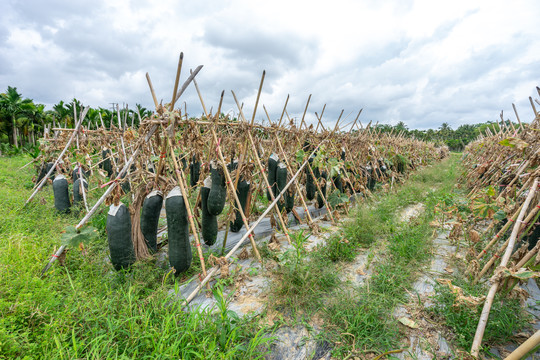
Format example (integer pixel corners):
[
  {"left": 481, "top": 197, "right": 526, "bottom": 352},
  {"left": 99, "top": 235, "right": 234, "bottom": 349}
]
[{"left": 1, "top": 0, "right": 539, "bottom": 130}]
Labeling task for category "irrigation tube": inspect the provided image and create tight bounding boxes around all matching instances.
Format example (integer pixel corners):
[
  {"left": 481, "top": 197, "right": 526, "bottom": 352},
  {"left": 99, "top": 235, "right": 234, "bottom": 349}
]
[{"left": 182, "top": 137, "right": 329, "bottom": 306}]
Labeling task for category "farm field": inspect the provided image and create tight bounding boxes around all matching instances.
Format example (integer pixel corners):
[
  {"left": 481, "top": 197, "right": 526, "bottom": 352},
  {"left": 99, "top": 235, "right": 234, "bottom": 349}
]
[
  {"left": 1, "top": 148, "right": 539, "bottom": 359},
  {"left": 1, "top": 53, "right": 539, "bottom": 360},
  {"left": 2, "top": 0, "right": 540, "bottom": 357}
]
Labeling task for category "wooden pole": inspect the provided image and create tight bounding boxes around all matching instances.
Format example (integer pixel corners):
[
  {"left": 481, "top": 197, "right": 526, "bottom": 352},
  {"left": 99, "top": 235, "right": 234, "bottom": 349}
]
[
  {"left": 25, "top": 106, "right": 90, "bottom": 205},
  {"left": 512, "top": 103, "right": 523, "bottom": 130},
  {"left": 264, "top": 105, "right": 314, "bottom": 226},
  {"left": 333, "top": 110, "right": 344, "bottom": 132},
  {"left": 169, "top": 52, "right": 183, "bottom": 111},
  {"left": 174, "top": 65, "right": 203, "bottom": 103},
  {"left": 277, "top": 95, "right": 290, "bottom": 128},
  {"left": 315, "top": 104, "right": 327, "bottom": 133},
  {"left": 232, "top": 91, "right": 293, "bottom": 245},
  {"left": 145, "top": 73, "right": 159, "bottom": 110},
  {"left": 529, "top": 96, "right": 538, "bottom": 117},
  {"left": 77, "top": 164, "right": 89, "bottom": 213},
  {"left": 504, "top": 330, "right": 540, "bottom": 360},
  {"left": 182, "top": 140, "right": 328, "bottom": 305},
  {"left": 299, "top": 94, "right": 311, "bottom": 130},
  {"left": 349, "top": 109, "right": 363, "bottom": 132},
  {"left": 250, "top": 70, "right": 265, "bottom": 126},
  {"left": 471, "top": 178, "right": 539, "bottom": 357}
]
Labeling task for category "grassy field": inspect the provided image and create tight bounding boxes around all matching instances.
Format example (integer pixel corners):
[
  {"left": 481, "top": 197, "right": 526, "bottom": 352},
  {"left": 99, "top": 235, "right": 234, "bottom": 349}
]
[
  {"left": 1, "top": 154, "right": 529, "bottom": 359},
  {"left": 0, "top": 156, "right": 272, "bottom": 359},
  {"left": 265, "top": 153, "right": 462, "bottom": 355}
]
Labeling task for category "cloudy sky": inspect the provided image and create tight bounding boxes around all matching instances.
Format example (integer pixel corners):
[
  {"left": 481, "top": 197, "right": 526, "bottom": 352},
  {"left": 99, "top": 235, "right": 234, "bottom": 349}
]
[{"left": 1, "top": 0, "right": 539, "bottom": 130}]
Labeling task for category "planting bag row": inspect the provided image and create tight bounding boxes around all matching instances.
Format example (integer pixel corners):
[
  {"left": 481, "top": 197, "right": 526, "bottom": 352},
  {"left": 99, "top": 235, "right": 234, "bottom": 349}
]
[
  {"left": 230, "top": 179, "right": 250, "bottom": 232},
  {"left": 140, "top": 190, "right": 163, "bottom": 253},
  {"left": 201, "top": 177, "right": 218, "bottom": 245},
  {"left": 166, "top": 187, "right": 192, "bottom": 274},
  {"left": 106, "top": 203, "right": 135, "bottom": 271},
  {"left": 53, "top": 174, "right": 71, "bottom": 213}
]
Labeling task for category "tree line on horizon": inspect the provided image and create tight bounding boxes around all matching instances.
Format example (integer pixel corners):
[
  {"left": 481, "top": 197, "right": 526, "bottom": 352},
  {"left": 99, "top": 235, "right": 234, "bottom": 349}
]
[
  {"left": 0, "top": 86, "right": 152, "bottom": 150},
  {"left": 0, "top": 86, "right": 519, "bottom": 152},
  {"left": 371, "top": 120, "right": 519, "bottom": 152}
]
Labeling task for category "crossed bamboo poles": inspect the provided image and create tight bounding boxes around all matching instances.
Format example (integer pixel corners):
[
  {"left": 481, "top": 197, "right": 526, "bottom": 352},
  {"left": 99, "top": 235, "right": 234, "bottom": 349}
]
[
  {"left": 457, "top": 94, "right": 540, "bottom": 357},
  {"left": 30, "top": 55, "right": 441, "bottom": 312}
]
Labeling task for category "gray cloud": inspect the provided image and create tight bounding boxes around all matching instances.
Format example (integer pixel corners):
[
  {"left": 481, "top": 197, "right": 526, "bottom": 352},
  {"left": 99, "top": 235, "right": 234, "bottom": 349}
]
[{"left": 1, "top": 0, "right": 539, "bottom": 132}]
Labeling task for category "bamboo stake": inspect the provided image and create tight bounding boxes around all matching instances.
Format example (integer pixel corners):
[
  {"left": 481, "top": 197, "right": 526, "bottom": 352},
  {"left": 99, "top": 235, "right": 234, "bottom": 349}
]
[
  {"left": 19, "top": 158, "right": 38, "bottom": 170},
  {"left": 146, "top": 73, "right": 159, "bottom": 110},
  {"left": 163, "top": 126, "right": 209, "bottom": 283},
  {"left": 333, "top": 110, "right": 344, "bottom": 132},
  {"left": 529, "top": 96, "right": 537, "bottom": 117},
  {"left": 349, "top": 109, "right": 363, "bottom": 132},
  {"left": 169, "top": 52, "right": 183, "bottom": 111},
  {"left": 277, "top": 94, "right": 289, "bottom": 128},
  {"left": 99, "top": 113, "right": 106, "bottom": 129},
  {"left": 232, "top": 91, "right": 293, "bottom": 245},
  {"left": 74, "top": 104, "right": 79, "bottom": 150},
  {"left": 512, "top": 103, "right": 523, "bottom": 130},
  {"left": 26, "top": 106, "right": 90, "bottom": 205},
  {"left": 250, "top": 71, "right": 265, "bottom": 126},
  {"left": 476, "top": 202, "right": 524, "bottom": 260},
  {"left": 471, "top": 178, "right": 539, "bottom": 357},
  {"left": 315, "top": 104, "right": 327, "bottom": 132},
  {"left": 190, "top": 79, "right": 263, "bottom": 260},
  {"left": 174, "top": 65, "right": 203, "bottom": 103},
  {"left": 77, "top": 164, "right": 89, "bottom": 213},
  {"left": 182, "top": 140, "right": 327, "bottom": 305},
  {"left": 504, "top": 330, "right": 540, "bottom": 360},
  {"left": 299, "top": 94, "right": 311, "bottom": 130},
  {"left": 264, "top": 105, "right": 314, "bottom": 226}
]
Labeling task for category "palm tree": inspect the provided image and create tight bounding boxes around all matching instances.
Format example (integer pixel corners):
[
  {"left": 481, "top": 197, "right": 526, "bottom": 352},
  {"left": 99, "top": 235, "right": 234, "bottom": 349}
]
[
  {"left": 26, "top": 104, "right": 48, "bottom": 145},
  {"left": 135, "top": 103, "right": 152, "bottom": 124},
  {"left": 65, "top": 99, "right": 83, "bottom": 128},
  {"left": 0, "top": 86, "right": 35, "bottom": 147},
  {"left": 394, "top": 121, "right": 408, "bottom": 132},
  {"left": 52, "top": 101, "right": 71, "bottom": 128}
]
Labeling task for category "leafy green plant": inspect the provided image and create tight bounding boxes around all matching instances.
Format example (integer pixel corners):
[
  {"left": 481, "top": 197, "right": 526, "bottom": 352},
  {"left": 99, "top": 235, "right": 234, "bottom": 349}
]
[
  {"left": 471, "top": 186, "right": 500, "bottom": 219},
  {"left": 60, "top": 225, "right": 99, "bottom": 247},
  {"left": 327, "top": 189, "right": 349, "bottom": 208}
]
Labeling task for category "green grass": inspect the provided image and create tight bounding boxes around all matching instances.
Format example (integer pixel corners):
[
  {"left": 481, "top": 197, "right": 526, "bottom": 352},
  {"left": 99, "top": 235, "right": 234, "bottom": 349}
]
[
  {"left": 0, "top": 155, "right": 272, "bottom": 359},
  {"left": 306, "top": 154, "right": 461, "bottom": 356},
  {"left": 430, "top": 276, "right": 530, "bottom": 351},
  {"left": 4, "top": 152, "right": 521, "bottom": 359},
  {"left": 265, "top": 155, "right": 463, "bottom": 356},
  {"left": 269, "top": 230, "right": 342, "bottom": 315}
]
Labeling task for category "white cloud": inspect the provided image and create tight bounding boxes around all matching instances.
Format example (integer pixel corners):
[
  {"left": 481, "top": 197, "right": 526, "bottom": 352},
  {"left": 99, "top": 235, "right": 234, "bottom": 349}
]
[{"left": 0, "top": 0, "right": 539, "bottom": 130}]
